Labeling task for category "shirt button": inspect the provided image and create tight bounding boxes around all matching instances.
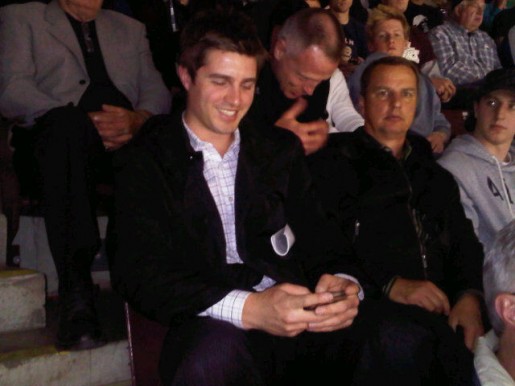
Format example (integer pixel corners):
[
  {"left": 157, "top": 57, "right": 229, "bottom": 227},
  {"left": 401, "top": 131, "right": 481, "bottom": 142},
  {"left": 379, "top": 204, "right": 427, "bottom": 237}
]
[{"left": 79, "top": 80, "right": 86, "bottom": 85}]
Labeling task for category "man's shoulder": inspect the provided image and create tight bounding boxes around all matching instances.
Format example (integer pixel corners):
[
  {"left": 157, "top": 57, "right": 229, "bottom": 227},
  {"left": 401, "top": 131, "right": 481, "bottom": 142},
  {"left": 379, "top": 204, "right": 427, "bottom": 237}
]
[
  {"left": 325, "top": 130, "right": 368, "bottom": 159},
  {"left": 0, "top": 1, "right": 46, "bottom": 20},
  {"left": 240, "top": 119, "right": 303, "bottom": 157},
  {"left": 430, "top": 21, "right": 456, "bottom": 38},
  {"left": 99, "top": 8, "right": 144, "bottom": 31},
  {"left": 117, "top": 114, "right": 184, "bottom": 165}
]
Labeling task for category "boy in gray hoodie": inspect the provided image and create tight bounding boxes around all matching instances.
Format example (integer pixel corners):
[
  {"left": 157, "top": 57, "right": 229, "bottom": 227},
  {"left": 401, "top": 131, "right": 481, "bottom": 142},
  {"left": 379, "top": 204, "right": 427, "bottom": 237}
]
[{"left": 438, "top": 68, "right": 515, "bottom": 253}]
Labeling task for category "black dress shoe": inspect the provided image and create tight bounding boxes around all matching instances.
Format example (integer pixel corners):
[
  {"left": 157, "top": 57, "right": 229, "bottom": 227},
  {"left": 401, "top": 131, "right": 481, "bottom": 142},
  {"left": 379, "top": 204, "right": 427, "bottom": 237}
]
[{"left": 56, "top": 289, "right": 107, "bottom": 351}]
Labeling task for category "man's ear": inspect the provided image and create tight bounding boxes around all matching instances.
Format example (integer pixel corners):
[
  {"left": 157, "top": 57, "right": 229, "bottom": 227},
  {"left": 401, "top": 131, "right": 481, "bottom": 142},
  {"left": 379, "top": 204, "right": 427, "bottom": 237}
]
[
  {"left": 453, "top": 4, "right": 463, "bottom": 19},
  {"left": 358, "top": 95, "right": 365, "bottom": 116},
  {"left": 273, "top": 37, "right": 287, "bottom": 61},
  {"left": 177, "top": 65, "right": 193, "bottom": 91},
  {"left": 495, "top": 293, "right": 515, "bottom": 328}
]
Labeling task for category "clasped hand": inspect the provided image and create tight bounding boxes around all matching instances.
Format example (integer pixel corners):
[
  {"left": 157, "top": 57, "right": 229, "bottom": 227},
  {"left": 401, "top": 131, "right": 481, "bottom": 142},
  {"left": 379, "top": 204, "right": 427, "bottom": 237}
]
[{"left": 89, "top": 104, "right": 150, "bottom": 151}]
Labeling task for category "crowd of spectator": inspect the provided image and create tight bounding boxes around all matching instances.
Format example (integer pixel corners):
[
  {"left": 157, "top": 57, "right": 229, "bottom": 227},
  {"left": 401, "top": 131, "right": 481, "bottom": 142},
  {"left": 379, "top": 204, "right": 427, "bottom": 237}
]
[{"left": 0, "top": 0, "right": 513, "bottom": 385}]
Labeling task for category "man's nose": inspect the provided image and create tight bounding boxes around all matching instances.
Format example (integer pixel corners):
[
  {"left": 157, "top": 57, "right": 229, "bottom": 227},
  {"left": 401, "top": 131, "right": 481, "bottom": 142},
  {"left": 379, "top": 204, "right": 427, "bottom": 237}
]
[{"left": 225, "top": 85, "right": 241, "bottom": 105}]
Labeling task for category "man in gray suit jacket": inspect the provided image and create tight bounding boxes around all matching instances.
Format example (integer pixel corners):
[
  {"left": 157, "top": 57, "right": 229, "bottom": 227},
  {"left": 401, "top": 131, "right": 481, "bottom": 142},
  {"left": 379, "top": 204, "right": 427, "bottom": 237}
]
[{"left": 0, "top": 0, "right": 171, "bottom": 350}]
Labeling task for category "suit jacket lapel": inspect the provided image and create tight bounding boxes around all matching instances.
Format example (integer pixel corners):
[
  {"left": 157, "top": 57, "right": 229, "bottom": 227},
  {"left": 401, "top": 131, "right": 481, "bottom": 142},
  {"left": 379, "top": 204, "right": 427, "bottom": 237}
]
[
  {"left": 162, "top": 116, "right": 227, "bottom": 265},
  {"left": 45, "top": 0, "right": 86, "bottom": 74},
  {"left": 95, "top": 11, "right": 123, "bottom": 82}
]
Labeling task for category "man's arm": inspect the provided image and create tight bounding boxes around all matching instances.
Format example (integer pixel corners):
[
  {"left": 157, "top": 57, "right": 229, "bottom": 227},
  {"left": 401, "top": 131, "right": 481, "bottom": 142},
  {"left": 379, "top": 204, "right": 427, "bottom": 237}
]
[
  {"left": 326, "top": 69, "right": 364, "bottom": 133},
  {"left": 124, "top": 20, "right": 171, "bottom": 116},
  {"left": 429, "top": 27, "right": 497, "bottom": 85},
  {"left": 111, "top": 124, "right": 241, "bottom": 325},
  {"left": 0, "top": 6, "right": 63, "bottom": 126}
]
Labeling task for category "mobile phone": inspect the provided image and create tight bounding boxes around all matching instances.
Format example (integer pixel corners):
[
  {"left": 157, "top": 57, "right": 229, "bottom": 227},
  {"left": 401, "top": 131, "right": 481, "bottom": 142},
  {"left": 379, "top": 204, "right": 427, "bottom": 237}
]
[{"left": 304, "top": 291, "right": 347, "bottom": 311}]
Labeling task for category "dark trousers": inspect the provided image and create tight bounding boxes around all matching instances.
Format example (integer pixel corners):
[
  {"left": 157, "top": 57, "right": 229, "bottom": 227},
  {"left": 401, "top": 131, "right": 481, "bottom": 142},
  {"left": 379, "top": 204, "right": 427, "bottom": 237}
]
[
  {"left": 12, "top": 106, "right": 112, "bottom": 296},
  {"left": 158, "top": 299, "right": 476, "bottom": 386}
]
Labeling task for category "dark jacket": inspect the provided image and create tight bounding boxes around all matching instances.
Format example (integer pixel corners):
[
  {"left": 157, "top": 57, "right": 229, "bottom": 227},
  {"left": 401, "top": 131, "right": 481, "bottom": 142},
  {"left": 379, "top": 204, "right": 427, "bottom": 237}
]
[
  {"left": 308, "top": 128, "right": 483, "bottom": 301},
  {"left": 110, "top": 113, "right": 360, "bottom": 326}
]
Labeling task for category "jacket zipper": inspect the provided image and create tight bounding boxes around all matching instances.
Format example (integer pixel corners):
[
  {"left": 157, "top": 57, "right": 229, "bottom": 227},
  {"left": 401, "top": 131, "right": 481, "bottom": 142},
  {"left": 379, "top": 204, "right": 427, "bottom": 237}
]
[{"left": 398, "top": 160, "right": 429, "bottom": 279}]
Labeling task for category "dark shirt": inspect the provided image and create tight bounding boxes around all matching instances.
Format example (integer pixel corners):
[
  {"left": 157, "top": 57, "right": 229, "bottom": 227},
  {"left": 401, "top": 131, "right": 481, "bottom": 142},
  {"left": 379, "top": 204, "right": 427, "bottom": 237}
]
[
  {"left": 245, "top": 62, "right": 330, "bottom": 131},
  {"left": 341, "top": 18, "right": 369, "bottom": 61},
  {"left": 405, "top": 1, "right": 444, "bottom": 32},
  {"left": 67, "top": 14, "right": 131, "bottom": 112}
]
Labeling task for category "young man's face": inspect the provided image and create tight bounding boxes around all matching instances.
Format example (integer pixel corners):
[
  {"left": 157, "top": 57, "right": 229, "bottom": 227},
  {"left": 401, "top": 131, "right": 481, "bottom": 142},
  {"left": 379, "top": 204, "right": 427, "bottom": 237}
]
[
  {"left": 329, "top": 0, "right": 353, "bottom": 14},
  {"left": 362, "top": 64, "right": 418, "bottom": 141},
  {"left": 179, "top": 50, "right": 257, "bottom": 144},
  {"left": 473, "top": 89, "right": 515, "bottom": 149},
  {"left": 369, "top": 19, "right": 408, "bottom": 57},
  {"left": 273, "top": 42, "right": 338, "bottom": 99},
  {"left": 382, "top": 0, "right": 409, "bottom": 12}
]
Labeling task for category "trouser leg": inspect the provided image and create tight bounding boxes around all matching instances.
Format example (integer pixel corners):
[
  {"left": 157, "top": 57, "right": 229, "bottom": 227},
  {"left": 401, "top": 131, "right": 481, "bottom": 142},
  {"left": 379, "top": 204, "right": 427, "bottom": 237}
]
[
  {"left": 19, "top": 106, "right": 110, "bottom": 350},
  {"left": 353, "top": 299, "right": 476, "bottom": 386},
  {"left": 159, "top": 317, "right": 363, "bottom": 386},
  {"left": 32, "top": 106, "right": 106, "bottom": 295},
  {"left": 159, "top": 318, "right": 268, "bottom": 386}
]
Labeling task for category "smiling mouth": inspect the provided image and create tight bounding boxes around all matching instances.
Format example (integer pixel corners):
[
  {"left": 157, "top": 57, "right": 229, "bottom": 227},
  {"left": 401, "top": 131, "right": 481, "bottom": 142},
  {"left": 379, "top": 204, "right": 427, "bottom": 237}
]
[{"left": 218, "top": 108, "right": 238, "bottom": 117}]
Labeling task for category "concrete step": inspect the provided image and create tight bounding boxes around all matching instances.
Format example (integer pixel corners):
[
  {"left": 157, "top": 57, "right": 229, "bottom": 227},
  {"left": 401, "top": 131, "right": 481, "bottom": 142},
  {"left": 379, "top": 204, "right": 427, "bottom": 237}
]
[
  {"left": 0, "top": 268, "right": 45, "bottom": 333},
  {"left": 13, "top": 215, "right": 110, "bottom": 296},
  {"left": 0, "top": 289, "right": 131, "bottom": 385}
]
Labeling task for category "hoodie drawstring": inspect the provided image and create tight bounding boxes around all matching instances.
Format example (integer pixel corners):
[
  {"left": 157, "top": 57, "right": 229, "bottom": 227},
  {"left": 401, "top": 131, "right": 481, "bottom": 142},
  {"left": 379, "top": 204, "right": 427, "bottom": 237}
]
[{"left": 493, "top": 155, "right": 514, "bottom": 219}]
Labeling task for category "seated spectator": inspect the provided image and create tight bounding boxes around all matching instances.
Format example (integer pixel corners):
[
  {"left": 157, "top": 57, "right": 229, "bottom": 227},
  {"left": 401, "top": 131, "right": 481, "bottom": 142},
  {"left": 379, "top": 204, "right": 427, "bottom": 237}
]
[
  {"left": 0, "top": 0, "right": 171, "bottom": 350},
  {"left": 112, "top": 11, "right": 478, "bottom": 384},
  {"left": 429, "top": 0, "right": 502, "bottom": 108},
  {"left": 404, "top": 0, "right": 444, "bottom": 32},
  {"left": 328, "top": 0, "right": 370, "bottom": 78},
  {"left": 481, "top": 0, "right": 508, "bottom": 33},
  {"left": 475, "top": 219, "right": 515, "bottom": 385},
  {"left": 310, "top": 56, "right": 485, "bottom": 352},
  {"left": 490, "top": 6, "right": 515, "bottom": 46},
  {"left": 380, "top": 0, "right": 456, "bottom": 103},
  {"left": 438, "top": 68, "right": 514, "bottom": 253},
  {"left": 348, "top": 5, "right": 450, "bottom": 153},
  {"left": 246, "top": 7, "right": 364, "bottom": 155},
  {"left": 490, "top": 7, "right": 515, "bottom": 67}
]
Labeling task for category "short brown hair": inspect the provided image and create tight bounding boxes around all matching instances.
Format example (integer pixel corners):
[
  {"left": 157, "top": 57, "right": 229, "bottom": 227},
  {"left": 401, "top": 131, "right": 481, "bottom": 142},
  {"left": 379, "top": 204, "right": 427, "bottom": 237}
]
[
  {"left": 178, "top": 8, "right": 268, "bottom": 80},
  {"left": 366, "top": 4, "right": 410, "bottom": 42},
  {"left": 360, "top": 56, "right": 419, "bottom": 96},
  {"left": 278, "top": 8, "right": 344, "bottom": 62}
]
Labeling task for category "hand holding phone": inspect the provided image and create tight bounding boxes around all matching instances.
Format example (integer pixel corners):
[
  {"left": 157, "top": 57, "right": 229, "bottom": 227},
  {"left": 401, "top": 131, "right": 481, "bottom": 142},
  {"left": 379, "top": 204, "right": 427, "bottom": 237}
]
[{"left": 304, "top": 291, "right": 347, "bottom": 311}]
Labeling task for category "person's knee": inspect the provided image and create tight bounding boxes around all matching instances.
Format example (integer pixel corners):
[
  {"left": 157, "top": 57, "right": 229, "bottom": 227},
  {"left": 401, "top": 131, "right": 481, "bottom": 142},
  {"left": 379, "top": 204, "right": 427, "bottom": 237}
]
[
  {"left": 160, "top": 319, "right": 263, "bottom": 386},
  {"left": 36, "top": 106, "right": 90, "bottom": 142}
]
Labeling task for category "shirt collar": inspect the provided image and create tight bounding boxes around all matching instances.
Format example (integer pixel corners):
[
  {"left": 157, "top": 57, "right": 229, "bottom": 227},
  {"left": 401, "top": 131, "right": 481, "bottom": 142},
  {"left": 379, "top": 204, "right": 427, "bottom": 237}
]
[{"left": 182, "top": 113, "right": 241, "bottom": 157}]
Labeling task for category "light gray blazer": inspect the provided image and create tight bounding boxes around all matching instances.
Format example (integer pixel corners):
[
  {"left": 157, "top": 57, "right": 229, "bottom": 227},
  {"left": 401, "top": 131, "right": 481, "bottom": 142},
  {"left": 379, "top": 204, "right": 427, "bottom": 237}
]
[{"left": 0, "top": 0, "right": 171, "bottom": 127}]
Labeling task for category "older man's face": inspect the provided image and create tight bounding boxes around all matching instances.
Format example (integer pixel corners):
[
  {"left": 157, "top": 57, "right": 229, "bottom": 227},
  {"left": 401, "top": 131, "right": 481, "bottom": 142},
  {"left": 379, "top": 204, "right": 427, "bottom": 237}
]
[
  {"left": 59, "top": 0, "right": 103, "bottom": 22},
  {"left": 455, "top": 0, "right": 485, "bottom": 32},
  {"left": 272, "top": 41, "right": 338, "bottom": 99},
  {"left": 362, "top": 64, "right": 418, "bottom": 141}
]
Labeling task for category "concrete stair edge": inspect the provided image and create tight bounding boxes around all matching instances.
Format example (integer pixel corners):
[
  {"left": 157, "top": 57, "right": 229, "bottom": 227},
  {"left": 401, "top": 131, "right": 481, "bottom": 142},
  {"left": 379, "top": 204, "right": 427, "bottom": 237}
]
[
  {"left": 0, "top": 339, "right": 131, "bottom": 385},
  {"left": 0, "top": 268, "right": 46, "bottom": 333}
]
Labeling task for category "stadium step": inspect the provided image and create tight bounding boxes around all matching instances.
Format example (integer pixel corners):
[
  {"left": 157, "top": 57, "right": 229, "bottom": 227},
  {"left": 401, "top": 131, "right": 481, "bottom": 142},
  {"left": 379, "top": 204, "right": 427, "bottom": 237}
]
[{"left": 0, "top": 269, "right": 131, "bottom": 385}]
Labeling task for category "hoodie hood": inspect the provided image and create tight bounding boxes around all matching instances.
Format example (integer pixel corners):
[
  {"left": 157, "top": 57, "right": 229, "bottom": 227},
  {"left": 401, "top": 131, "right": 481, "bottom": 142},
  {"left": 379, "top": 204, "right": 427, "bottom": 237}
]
[{"left": 443, "top": 134, "right": 515, "bottom": 170}]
